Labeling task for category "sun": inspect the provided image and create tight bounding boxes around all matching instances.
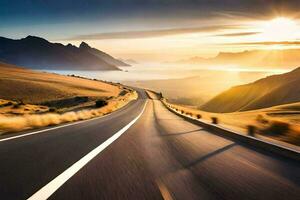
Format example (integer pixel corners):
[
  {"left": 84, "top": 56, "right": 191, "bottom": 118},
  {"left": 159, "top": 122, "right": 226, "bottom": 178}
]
[{"left": 260, "top": 17, "right": 299, "bottom": 41}]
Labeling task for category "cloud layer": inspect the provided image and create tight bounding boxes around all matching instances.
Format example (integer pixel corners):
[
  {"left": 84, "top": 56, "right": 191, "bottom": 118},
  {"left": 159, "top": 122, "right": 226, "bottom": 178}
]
[
  {"left": 67, "top": 25, "right": 243, "bottom": 40},
  {"left": 226, "top": 41, "right": 300, "bottom": 46}
]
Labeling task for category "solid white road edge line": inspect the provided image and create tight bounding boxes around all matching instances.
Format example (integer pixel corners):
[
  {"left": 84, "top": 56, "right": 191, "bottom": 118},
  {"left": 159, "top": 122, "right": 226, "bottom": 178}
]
[{"left": 27, "top": 100, "right": 148, "bottom": 200}]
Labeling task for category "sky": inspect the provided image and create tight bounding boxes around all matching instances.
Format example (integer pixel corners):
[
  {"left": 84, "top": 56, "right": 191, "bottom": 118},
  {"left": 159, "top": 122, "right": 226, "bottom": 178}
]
[{"left": 1, "top": 0, "right": 300, "bottom": 61}]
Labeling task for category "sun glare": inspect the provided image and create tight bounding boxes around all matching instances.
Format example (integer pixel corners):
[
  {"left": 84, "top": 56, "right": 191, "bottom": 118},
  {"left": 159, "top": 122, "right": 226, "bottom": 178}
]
[{"left": 260, "top": 17, "right": 299, "bottom": 41}]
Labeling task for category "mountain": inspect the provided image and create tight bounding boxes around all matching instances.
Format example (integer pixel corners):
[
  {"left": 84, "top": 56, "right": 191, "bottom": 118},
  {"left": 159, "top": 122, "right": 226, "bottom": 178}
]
[
  {"left": 79, "top": 42, "right": 129, "bottom": 67},
  {"left": 176, "top": 49, "right": 300, "bottom": 69},
  {"left": 120, "top": 59, "right": 138, "bottom": 65},
  {"left": 0, "top": 36, "right": 127, "bottom": 70},
  {"left": 201, "top": 67, "right": 300, "bottom": 113}
]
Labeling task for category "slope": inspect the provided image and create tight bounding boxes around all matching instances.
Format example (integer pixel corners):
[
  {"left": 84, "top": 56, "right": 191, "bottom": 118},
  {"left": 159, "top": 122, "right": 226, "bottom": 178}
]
[
  {"left": 201, "top": 67, "right": 300, "bottom": 112},
  {"left": 0, "top": 36, "right": 123, "bottom": 70}
]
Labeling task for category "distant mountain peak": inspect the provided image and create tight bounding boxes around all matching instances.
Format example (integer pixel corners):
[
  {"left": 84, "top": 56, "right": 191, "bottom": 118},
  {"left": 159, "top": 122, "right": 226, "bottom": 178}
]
[
  {"left": 25, "top": 35, "right": 37, "bottom": 39},
  {"left": 175, "top": 49, "right": 300, "bottom": 69},
  {"left": 291, "top": 66, "right": 300, "bottom": 73},
  {"left": 20, "top": 35, "right": 50, "bottom": 45},
  {"left": 23, "top": 35, "right": 47, "bottom": 41},
  {"left": 79, "top": 41, "right": 91, "bottom": 49},
  {"left": 66, "top": 43, "right": 76, "bottom": 48},
  {"left": 79, "top": 41, "right": 130, "bottom": 66},
  {"left": 0, "top": 35, "right": 123, "bottom": 70}
]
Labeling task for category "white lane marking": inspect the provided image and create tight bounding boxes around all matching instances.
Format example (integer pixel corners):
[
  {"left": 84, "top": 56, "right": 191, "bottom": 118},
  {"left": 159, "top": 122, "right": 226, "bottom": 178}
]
[
  {"left": 156, "top": 179, "right": 173, "bottom": 200},
  {"left": 27, "top": 100, "right": 148, "bottom": 200},
  {"left": 0, "top": 100, "right": 136, "bottom": 142},
  {"left": 0, "top": 117, "right": 104, "bottom": 142}
]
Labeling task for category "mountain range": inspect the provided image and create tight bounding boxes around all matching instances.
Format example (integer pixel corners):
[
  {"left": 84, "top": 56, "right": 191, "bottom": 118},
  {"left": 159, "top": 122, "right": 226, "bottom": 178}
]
[
  {"left": 176, "top": 49, "right": 300, "bottom": 69},
  {"left": 201, "top": 67, "right": 300, "bottom": 112},
  {"left": 120, "top": 59, "right": 138, "bottom": 65},
  {"left": 0, "top": 36, "right": 129, "bottom": 70}
]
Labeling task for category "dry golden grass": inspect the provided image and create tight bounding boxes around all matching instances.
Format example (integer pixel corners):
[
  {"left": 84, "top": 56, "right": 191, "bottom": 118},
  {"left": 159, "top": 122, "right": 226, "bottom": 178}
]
[
  {"left": 164, "top": 99, "right": 300, "bottom": 147},
  {"left": 0, "top": 91, "right": 137, "bottom": 133},
  {"left": 0, "top": 99, "right": 49, "bottom": 115},
  {"left": 0, "top": 62, "right": 120, "bottom": 104},
  {"left": 0, "top": 62, "right": 138, "bottom": 134}
]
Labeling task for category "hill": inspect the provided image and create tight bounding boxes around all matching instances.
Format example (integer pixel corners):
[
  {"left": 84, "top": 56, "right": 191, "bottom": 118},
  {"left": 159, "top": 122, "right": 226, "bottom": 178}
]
[
  {"left": 0, "top": 62, "right": 120, "bottom": 105},
  {"left": 176, "top": 49, "right": 300, "bottom": 69},
  {"left": 0, "top": 62, "right": 138, "bottom": 132},
  {"left": 201, "top": 67, "right": 300, "bottom": 112},
  {"left": 79, "top": 42, "right": 129, "bottom": 67},
  {"left": 0, "top": 36, "right": 128, "bottom": 70},
  {"left": 126, "top": 70, "right": 270, "bottom": 106},
  {"left": 120, "top": 59, "right": 138, "bottom": 65}
]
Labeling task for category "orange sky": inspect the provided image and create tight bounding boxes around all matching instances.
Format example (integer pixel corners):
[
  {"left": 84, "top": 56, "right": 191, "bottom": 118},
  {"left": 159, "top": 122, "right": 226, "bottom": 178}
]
[{"left": 58, "top": 16, "right": 300, "bottom": 62}]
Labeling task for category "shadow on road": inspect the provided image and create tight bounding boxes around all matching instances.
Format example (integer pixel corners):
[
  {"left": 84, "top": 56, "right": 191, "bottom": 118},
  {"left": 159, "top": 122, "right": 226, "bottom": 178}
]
[
  {"left": 185, "top": 143, "right": 236, "bottom": 168},
  {"left": 152, "top": 99, "right": 300, "bottom": 188},
  {"left": 161, "top": 128, "right": 204, "bottom": 137}
]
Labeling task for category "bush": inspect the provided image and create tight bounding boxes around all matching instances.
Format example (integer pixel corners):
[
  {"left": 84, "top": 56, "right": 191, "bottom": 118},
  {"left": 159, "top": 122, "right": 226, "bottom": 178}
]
[
  {"left": 12, "top": 101, "right": 25, "bottom": 109},
  {"left": 119, "top": 90, "right": 128, "bottom": 96},
  {"left": 95, "top": 99, "right": 108, "bottom": 108},
  {"left": 211, "top": 117, "right": 218, "bottom": 124},
  {"left": 159, "top": 92, "right": 163, "bottom": 99},
  {"left": 2, "top": 102, "right": 13, "bottom": 107},
  {"left": 49, "top": 108, "right": 57, "bottom": 112},
  {"left": 12, "top": 104, "right": 20, "bottom": 109},
  {"left": 247, "top": 125, "right": 256, "bottom": 136},
  {"left": 74, "top": 96, "right": 88, "bottom": 102},
  {"left": 196, "top": 114, "right": 202, "bottom": 119},
  {"left": 256, "top": 114, "right": 269, "bottom": 124},
  {"left": 18, "top": 101, "right": 25, "bottom": 105},
  {"left": 75, "top": 96, "right": 81, "bottom": 101},
  {"left": 263, "top": 121, "right": 290, "bottom": 136}
]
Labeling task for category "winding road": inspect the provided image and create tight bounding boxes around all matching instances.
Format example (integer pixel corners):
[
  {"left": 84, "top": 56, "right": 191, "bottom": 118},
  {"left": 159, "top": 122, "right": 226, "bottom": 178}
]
[{"left": 0, "top": 90, "right": 299, "bottom": 200}]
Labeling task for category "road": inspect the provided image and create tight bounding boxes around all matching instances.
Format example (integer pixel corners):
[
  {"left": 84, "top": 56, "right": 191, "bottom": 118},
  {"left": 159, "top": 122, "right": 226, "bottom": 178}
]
[{"left": 0, "top": 90, "right": 299, "bottom": 200}]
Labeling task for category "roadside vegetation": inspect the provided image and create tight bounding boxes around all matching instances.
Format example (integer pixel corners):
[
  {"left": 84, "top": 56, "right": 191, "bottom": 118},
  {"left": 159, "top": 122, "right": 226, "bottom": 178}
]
[
  {"left": 0, "top": 62, "right": 138, "bottom": 134},
  {"left": 0, "top": 90, "right": 137, "bottom": 133},
  {"left": 163, "top": 99, "right": 300, "bottom": 147}
]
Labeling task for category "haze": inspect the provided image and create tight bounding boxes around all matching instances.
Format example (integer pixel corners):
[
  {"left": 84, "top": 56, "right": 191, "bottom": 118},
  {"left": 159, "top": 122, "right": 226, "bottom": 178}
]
[
  {"left": 1, "top": 0, "right": 300, "bottom": 65},
  {"left": 1, "top": 1, "right": 300, "bottom": 199}
]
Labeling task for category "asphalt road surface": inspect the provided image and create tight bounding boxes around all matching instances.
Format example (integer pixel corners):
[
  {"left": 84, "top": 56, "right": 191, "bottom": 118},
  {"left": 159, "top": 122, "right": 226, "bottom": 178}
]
[{"left": 0, "top": 90, "right": 299, "bottom": 200}]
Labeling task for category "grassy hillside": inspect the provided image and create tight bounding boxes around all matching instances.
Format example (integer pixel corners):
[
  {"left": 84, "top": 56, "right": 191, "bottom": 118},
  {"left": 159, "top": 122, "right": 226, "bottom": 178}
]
[
  {"left": 0, "top": 62, "right": 120, "bottom": 104},
  {"left": 201, "top": 67, "right": 300, "bottom": 112},
  {"left": 0, "top": 62, "right": 137, "bottom": 133}
]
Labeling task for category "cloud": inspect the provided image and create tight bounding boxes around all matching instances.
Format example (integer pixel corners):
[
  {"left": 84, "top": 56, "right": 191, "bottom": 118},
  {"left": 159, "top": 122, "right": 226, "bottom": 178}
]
[
  {"left": 225, "top": 41, "right": 300, "bottom": 46},
  {"left": 215, "top": 32, "right": 261, "bottom": 37},
  {"left": 65, "top": 25, "right": 242, "bottom": 40}
]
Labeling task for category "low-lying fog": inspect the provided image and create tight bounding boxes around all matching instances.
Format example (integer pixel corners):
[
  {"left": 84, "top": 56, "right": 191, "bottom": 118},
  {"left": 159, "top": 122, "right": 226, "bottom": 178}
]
[{"left": 49, "top": 64, "right": 285, "bottom": 107}]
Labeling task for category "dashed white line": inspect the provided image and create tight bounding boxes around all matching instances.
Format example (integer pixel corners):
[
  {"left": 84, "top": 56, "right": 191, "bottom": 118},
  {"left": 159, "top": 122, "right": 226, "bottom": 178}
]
[{"left": 27, "top": 100, "right": 148, "bottom": 200}]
